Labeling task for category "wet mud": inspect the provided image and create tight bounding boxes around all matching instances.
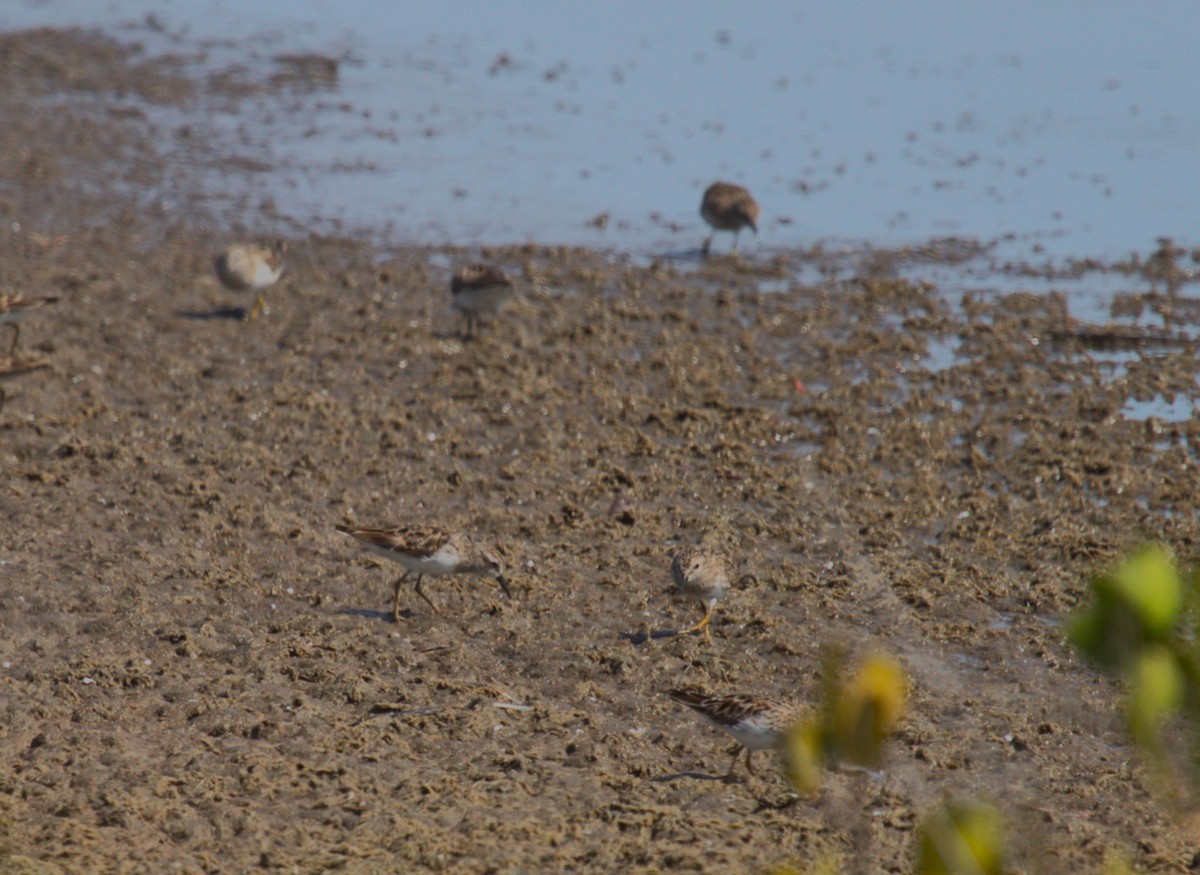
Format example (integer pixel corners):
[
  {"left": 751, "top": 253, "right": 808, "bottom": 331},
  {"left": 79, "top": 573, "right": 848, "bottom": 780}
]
[{"left": 2, "top": 27, "right": 1200, "bottom": 874}]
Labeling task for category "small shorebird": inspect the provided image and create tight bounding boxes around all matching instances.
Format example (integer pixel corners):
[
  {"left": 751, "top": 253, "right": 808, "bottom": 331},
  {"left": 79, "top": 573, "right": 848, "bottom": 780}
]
[
  {"left": 699, "top": 181, "right": 760, "bottom": 256},
  {"left": 668, "top": 689, "right": 804, "bottom": 779},
  {"left": 451, "top": 263, "right": 514, "bottom": 339},
  {"left": 214, "top": 241, "right": 286, "bottom": 319},
  {"left": 670, "top": 547, "right": 733, "bottom": 641},
  {"left": 334, "top": 522, "right": 510, "bottom": 620},
  {"left": 0, "top": 295, "right": 59, "bottom": 356}
]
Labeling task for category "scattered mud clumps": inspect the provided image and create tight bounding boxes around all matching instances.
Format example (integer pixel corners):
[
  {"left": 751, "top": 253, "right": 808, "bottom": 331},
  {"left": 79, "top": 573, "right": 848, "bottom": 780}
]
[{"left": 2, "top": 26, "right": 1200, "bottom": 874}]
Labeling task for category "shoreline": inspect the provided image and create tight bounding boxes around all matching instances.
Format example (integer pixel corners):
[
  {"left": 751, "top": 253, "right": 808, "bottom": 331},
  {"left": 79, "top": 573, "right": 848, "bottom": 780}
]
[{"left": 1, "top": 25, "right": 1198, "bottom": 872}]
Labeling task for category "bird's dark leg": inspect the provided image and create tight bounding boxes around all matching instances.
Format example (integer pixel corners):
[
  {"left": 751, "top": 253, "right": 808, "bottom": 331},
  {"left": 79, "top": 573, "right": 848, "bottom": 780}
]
[
  {"left": 392, "top": 571, "right": 411, "bottom": 621},
  {"left": 724, "top": 745, "right": 747, "bottom": 781},
  {"left": 415, "top": 575, "right": 444, "bottom": 615}
]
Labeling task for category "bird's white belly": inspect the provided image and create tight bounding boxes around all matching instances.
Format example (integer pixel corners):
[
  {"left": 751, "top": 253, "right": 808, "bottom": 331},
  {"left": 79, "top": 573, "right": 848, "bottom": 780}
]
[
  {"left": 723, "top": 716, "right": 780, "bottom": 751},
  {"left": 365, "top": 541, "right": 461, "bottom": 575},
  {"left": 250, "top": 262, "right": 282, "bottom": 288},
  {"left": 453, "top": 285, "right": 510, "bottom": 317},
  {"left": 680, "top": 578, "right": 730, "bottom": 601}
]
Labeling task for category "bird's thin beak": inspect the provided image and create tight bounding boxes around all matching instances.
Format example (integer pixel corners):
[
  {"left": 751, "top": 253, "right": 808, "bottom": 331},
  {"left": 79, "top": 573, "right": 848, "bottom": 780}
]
[{"left": 495, "top": 575, "right": 512, "bottom": 599}]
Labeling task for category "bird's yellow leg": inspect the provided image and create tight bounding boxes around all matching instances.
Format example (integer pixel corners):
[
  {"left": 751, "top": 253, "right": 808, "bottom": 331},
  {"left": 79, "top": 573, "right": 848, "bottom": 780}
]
[
  {"left": 679, "top": 603, "right": 716, "bottom": 639},
  {"left": 247, "top": 291, "right": 267, "bottom": 320}
]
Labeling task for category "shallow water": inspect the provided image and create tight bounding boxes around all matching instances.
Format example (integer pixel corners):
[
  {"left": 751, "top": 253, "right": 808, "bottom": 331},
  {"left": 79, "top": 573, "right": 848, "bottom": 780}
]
[
  {"left": 7, "top": 0, "right": 1200, "bottom": 261},
  {"left": 1122, "top": 391, "right": 1195, "bottom": 423}
]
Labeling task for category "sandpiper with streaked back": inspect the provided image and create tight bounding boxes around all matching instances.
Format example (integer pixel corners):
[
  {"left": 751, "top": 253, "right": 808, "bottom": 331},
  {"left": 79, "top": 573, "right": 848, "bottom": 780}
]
[
  {"left": 335, "top": 522, "right": 510, "bottom": 620},
  {"left": 668, "top": 689, "right": 804, "bottom": 779}
]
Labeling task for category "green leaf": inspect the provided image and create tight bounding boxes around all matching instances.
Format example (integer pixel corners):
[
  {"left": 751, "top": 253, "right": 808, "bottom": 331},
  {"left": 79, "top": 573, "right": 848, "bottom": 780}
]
[
  {"left": 1108, "top": 545, "right": 1182, "bottom": 637},
  {"left": 1068, "top": 545, "right": 1183, "bottom": 671},
  {"left": 1128, "top": 645, "right": 1183, "bottom": 748}
]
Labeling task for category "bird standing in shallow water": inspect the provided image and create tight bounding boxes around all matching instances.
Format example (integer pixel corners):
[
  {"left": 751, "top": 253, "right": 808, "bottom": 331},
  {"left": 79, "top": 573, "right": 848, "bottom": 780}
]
[
  {"left": 699, "top": 181, "right": 760, "bottom": 256},
  {"left": 214, "top": 241, "right": 286, "bottom": 320},
  {"left": 668, "top": 689, "right": 804, "bottom": 779},
  {"left": 334, "top": 522, "right": 510, "bottom": 620}
]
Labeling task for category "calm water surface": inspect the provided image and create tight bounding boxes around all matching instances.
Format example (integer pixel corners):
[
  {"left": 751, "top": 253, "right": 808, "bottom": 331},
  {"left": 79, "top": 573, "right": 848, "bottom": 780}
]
[{"left": 6, "top": 0, "right": 1200, "bottom": 262}]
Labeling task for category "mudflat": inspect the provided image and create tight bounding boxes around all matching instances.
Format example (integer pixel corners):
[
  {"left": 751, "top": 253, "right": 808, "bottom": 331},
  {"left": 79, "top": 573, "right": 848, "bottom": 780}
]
[{"left": 2, "top": 27, "right": 1199, "bottom": 874}]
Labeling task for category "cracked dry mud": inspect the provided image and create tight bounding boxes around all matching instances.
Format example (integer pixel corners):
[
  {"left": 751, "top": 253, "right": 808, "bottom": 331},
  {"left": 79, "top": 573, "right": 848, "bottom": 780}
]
[{"left": 2, "top": 27, "right": 1200, "bottom": 874}]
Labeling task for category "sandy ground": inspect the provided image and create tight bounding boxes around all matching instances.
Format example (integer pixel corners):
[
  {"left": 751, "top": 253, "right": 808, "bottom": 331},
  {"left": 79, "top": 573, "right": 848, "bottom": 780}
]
[{"left": 3, "top": 27, "right": 1200, "bottom": 875}]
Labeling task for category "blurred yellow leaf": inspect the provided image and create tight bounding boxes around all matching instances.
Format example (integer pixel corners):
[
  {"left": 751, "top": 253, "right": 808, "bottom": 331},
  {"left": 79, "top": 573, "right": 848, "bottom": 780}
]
[
  {"left": 1110, "top": 545, "right": 1182, "bottom": 637},
  {"left": 1128, "top": 644, "right": 1183, "bottom": 748},
  {"left": 1069, "top": 544, "right": 1182, "bottom": 671},
  {"left": 1099, "top": 850, "right": 1138, "bottom": 875},
  {"left": 783, "top": 718, "right": 825, "bottom": 795},
  {"left": 783, "top": 650, "right": 908, "bottom": 793},
  {"left": 915, "top": 799, "right": 1004, "bottom": 875},
  {"left": 831, "top": 652, "right": 908, "bottom": 767}
]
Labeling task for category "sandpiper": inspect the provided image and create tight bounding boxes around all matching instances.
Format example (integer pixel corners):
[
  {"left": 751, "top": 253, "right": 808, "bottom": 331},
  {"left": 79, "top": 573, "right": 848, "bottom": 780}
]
[
  {"left": 668, "top": 689, "right": 804, "bottom": 779},
  {"left": 699, "top": 181, "right": 760, "bottom": 256},
  {"left": 334, "top": 522, "right": 510, "bottom": 620},
  {"left": 451, "top": 263, "right": 514, "bottom": 339},
  {"left": 670, "top": 547, "right": 733, "bottom": 641},
  {"left": 214, "top": 241, "right": 286, "bottom": 319}
]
